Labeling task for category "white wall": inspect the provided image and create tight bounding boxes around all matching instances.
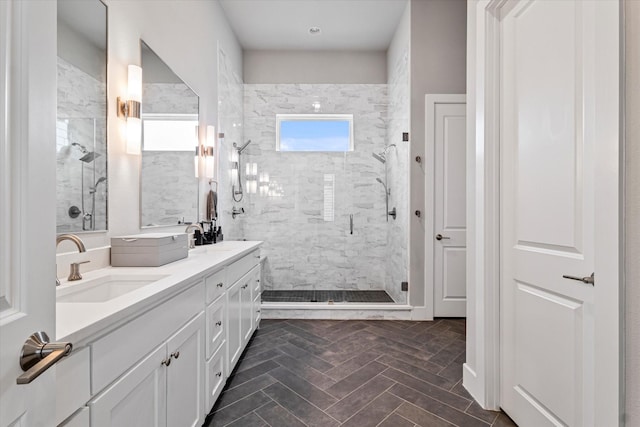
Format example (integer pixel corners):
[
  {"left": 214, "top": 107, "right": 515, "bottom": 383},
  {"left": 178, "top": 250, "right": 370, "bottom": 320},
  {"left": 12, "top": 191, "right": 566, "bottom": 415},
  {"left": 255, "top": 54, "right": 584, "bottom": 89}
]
[
  {"left": 243, "top": 50, "right": 387, "bottom": 84},
  {"left": 625, "top": 1, "right": 640, "bottom": 423},
  {"left": 56, "top": 1, "right": 243, "bottom": 275},
  {"left": 408, "top": 0, "right": 466, "bottom": 309}
]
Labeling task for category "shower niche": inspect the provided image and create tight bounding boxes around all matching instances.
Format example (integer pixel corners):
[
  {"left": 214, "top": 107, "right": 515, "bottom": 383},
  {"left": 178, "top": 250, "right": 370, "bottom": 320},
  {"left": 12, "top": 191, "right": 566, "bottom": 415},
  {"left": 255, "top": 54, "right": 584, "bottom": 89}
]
[{"left": 56, "top": 0, "right": 108, "bottom": 233}]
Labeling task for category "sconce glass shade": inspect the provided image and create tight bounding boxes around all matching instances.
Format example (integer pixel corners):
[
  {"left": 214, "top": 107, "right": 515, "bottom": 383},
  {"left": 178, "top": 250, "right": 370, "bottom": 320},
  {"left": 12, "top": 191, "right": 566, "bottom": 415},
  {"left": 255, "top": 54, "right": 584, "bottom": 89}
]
[
  {"left": 194, "top": 147, "right": 200, "bottom": 178},
  {"left": 126, "top": 118, "right": 142, "bottom": 155},
  {"left": 205, "top": 126, "right": 216, "bottom": 179},
  {"left": 128, "top": 65, "right": 142, "bottom": 103}
]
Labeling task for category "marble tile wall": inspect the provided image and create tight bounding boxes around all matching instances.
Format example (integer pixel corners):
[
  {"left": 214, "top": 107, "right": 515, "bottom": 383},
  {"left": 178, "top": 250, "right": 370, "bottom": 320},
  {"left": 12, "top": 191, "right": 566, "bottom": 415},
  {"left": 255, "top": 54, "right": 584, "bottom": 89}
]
[
  {"left": 240, "top": 84, "right": 390, "bottom": 294},
  {"left": 140, "top": 83, "right": 199, "bottom": 226},
  {"left": 56, "top": 58, "right": 107, "bottom": 233},
  {"left": 385, "top": 48, "right": 410, "bottom": 304},
  {"left": 217, "top": 46, "right": 246, "bottom": 239}
]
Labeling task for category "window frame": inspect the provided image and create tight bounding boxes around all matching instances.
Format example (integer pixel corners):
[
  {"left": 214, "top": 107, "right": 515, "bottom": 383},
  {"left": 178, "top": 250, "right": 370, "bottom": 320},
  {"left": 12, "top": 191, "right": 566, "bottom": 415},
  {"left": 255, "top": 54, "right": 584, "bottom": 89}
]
[{"left": 275, "top": 113, "right": 354, "bottom": 152}]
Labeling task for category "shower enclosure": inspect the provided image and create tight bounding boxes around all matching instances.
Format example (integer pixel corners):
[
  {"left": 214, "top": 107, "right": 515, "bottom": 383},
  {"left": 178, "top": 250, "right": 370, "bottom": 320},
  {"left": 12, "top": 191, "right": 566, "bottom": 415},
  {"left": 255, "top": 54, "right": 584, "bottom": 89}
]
[{"left": 220, "top": 82, "right": 408, "bottom": 305}]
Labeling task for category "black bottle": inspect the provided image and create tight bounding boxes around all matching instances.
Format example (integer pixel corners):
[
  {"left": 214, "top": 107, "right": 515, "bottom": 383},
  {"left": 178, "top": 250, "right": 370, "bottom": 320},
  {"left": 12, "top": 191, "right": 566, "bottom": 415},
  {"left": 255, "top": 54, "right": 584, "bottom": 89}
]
[{"left": 217, "top": 226, "right": 223, "bottom": 242}]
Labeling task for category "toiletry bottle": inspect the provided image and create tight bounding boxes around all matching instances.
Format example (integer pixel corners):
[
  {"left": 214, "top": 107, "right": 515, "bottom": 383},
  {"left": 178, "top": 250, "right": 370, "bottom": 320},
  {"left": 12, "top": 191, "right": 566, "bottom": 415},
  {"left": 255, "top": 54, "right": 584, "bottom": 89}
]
[{"left": 217, "top": 226, "right": 223, "bottom": 242}]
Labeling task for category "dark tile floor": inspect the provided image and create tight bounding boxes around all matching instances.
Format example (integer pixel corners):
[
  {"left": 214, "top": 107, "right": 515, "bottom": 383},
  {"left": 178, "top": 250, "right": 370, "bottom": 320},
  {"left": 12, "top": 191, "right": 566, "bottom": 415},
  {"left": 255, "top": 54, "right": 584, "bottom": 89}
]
[
  {"left": 261, "top": 290, "right": 395, "bottom": 303},
  {"left": 204, "top": 319, "right": 517, "bottom": 427}
]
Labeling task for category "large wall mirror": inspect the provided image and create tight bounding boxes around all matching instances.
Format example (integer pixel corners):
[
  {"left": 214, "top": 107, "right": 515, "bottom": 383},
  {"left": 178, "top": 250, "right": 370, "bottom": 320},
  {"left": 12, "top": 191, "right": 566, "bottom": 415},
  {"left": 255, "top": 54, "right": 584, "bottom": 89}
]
[
  {"left": 56, "top": 0, "right": 108, "bottom": 233},
  {"left": 140, "top": 41, "right": 200, "bottom": 227}
]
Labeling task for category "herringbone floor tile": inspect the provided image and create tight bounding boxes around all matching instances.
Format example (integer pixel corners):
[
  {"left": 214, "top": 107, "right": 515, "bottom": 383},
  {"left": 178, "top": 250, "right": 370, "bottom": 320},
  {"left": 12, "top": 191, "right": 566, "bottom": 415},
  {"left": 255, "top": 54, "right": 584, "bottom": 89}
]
[{"left": 205, "top": 319, "right": 517, "bottom": 427}]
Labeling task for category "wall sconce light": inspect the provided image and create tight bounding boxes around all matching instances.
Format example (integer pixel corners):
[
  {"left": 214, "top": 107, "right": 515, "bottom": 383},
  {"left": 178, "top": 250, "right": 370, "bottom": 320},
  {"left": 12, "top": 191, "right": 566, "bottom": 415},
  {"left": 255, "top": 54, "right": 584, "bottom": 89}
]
[{"left": 117, "top": 65, "right": 143, "bottom": 155}]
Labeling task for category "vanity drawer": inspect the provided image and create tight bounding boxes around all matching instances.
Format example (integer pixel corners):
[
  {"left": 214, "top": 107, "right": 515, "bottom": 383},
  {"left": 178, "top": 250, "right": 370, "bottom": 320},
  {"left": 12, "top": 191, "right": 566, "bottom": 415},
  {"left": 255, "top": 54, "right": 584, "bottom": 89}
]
[
  {"left": 206, "top": 294, "right": 225, "bottom": 358},
  {"left": 227, "top": 249, "right": 260, "bottom": 285},
  {"left": 205, "top": 343, "right": 226, "bottom": 412},
  {"left": 205, "top": 268, "right": 226, "bottom": 304},
  {"left": 56, "top": 347, "right": 90, "bottom": 426},
  {"left": 91, "top": 281, "right": 204, "bottom": 394}
]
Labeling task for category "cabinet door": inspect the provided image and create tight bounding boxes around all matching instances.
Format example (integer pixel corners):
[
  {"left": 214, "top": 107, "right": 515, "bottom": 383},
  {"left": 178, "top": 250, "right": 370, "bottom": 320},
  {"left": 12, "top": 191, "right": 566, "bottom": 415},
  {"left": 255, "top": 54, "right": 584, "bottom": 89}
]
[
  {"left": 166, "top": 312, "right": 205, "bottom": 427},
  {"left": 227, "top": 280, "right": 242, "bottom": 370},
  {"left": 240, "top": 274, "right": 253, "bottom": 346},
  {"left": 252, "top": 266, "right": 262, "bottom": 331},
  {"left": 90, "top": 345, "right": 167, "bottom": 427}
]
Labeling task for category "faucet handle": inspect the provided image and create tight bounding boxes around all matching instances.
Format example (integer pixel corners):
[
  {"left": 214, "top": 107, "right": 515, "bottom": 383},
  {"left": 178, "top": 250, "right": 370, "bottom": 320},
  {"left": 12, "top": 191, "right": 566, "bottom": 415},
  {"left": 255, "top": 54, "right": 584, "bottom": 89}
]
[{"left": 68, "top": 260, "right": 90, "bottom": 281}]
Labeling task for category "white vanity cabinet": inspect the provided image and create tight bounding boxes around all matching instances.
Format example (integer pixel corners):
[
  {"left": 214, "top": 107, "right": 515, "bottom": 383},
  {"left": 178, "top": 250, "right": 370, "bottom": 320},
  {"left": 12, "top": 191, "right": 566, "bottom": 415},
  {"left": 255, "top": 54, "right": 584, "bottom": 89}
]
[
  {"left": 89, "top": 313, "right": 205, "bottom": 427},
  {"left": 55, "top": 242, "right": 262, "bottom": 426}
]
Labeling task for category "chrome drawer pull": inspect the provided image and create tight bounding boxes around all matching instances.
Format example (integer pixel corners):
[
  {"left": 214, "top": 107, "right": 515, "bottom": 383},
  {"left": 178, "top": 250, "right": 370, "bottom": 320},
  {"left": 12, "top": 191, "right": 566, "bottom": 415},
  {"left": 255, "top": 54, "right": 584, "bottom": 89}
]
[
  {"left": 217, "top": 282, "right": 223, "bottom": 288},
  {"left": 216, "top": 321, "right": 222, "bottom": 326}
]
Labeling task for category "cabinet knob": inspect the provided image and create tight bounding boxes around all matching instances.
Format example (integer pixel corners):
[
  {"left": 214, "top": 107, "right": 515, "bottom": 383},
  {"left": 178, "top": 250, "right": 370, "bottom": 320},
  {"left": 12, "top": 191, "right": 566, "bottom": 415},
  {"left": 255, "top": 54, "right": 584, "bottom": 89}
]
[
  {"left": 254, "top": 255, "right": 260, "bottom": 259},
  {"left": 216, "top": 371, "right": 222, "bottom": 377},
  {"left": 171, "top": 351, "right": 180, "bottom": 359},
  {"left": 217, "top": 282, "right": 223, "bottom": 288},
  {"left": 161, "top": 358, "right": 171, "bottom": 367},
  {"left": 256, "top": 309, "right": 261, "bottom": 313},
  {"left": 216, "top": 321, "right": 222, "bottom": 327},
  {"left": 256, "top": 279, "right": 260, "bottom": 283}
]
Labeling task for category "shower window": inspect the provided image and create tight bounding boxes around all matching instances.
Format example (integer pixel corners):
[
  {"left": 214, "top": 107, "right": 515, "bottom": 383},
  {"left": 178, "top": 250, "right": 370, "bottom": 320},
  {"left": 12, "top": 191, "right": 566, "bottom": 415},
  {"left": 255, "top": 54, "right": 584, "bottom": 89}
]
[
  {"left": 276, "top": 114, "right": 354, "bottom": 152},
  {"left": 142, "top": 114, "right": 199, "bottom": 151}
]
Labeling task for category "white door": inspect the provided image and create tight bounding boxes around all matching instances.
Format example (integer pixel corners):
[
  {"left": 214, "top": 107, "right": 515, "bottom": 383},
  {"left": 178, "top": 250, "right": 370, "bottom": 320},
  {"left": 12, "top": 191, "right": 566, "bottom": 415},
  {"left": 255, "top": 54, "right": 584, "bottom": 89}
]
[
  {"left": 426, "top": 95, "right": 467, "bottom": 318},
  {"left": 500, "top": 1, "right": 619, "bottom": 426},
  {"left": 0, "top": 2, "right": 58, "bottom": 426}
]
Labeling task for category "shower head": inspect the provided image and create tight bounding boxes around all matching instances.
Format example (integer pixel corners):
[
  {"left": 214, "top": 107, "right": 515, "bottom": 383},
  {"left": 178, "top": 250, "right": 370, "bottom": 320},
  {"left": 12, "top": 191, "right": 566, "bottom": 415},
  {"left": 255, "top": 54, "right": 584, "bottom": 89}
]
[
  {"left": 372, "top": 144, "right": 397, "bottom": 164},
  {"left": 79, "top": 152, "right": 101, "bottom": 163},
  {"left": 71, "top": 142, "right": 88, "bottom": 153},
  {"left": 234, "top": 140, "right": 252, "bottom": 154},
  {"left": 372, "top": 152, "right": 386, "bottom": 164},
  {"left": 72, "top": 142, "right": 101, "bottom": 163},
  {"left": 376, "top": 177, "right": 389, "bottom": 195},
  {"left": 89, "top": 177, "right": 107, "bottom": 194}
]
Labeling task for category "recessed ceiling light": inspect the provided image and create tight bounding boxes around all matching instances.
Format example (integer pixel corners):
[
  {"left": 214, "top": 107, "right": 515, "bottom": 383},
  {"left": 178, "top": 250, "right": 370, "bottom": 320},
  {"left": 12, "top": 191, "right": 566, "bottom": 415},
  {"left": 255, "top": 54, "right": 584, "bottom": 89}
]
[{"left": 309, "top": 27, "right": 321, "bottom": 35}]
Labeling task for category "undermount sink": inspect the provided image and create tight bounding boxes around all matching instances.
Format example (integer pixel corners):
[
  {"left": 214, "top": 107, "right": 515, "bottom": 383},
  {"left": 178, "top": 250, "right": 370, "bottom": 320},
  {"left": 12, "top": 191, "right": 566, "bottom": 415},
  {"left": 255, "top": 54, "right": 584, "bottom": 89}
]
[{"left": 56, "top": 274, "right": 169, "bottom": 303}]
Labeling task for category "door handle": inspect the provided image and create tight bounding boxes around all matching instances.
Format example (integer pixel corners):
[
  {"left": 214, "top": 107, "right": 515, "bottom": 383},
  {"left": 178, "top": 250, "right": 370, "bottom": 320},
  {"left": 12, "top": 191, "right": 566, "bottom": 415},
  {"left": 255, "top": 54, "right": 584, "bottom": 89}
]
[
  {"left": 435, "top": 234, "right": 450, "bottom": 241},
  {"left": 17, "top": 332, "right": 72, "bottom": 385},
  {"left": 562, "top": 272, "right": 595, "bottom": 286}
]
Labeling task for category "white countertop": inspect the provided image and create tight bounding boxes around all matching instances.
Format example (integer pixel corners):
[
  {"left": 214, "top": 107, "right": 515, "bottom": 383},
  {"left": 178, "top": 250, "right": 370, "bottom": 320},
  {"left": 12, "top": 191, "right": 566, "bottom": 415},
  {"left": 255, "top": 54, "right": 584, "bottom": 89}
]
[{"left": 56, "top": 241, "right": 262, "bottom": 344}]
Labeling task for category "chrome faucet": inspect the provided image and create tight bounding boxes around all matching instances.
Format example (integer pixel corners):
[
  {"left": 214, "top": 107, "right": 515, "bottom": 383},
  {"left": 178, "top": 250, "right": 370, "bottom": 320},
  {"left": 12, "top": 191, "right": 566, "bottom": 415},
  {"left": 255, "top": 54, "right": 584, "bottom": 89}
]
[
  {"left": 56, "top": 234, "right": 88, "bottom": 286},
  {"left": 185, "top": 224, "right": 204, "bottom": 249}
]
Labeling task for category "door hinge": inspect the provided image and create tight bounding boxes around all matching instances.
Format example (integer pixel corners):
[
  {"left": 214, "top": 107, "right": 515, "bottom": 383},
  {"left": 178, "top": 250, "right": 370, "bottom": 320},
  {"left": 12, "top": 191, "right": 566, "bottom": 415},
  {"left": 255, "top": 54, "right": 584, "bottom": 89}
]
[
  {"left": 402, "top": 132, "right": 409, "bottom": 142},
  {"left": 401, "top": 281, "right": 408, "bottom": 292}
]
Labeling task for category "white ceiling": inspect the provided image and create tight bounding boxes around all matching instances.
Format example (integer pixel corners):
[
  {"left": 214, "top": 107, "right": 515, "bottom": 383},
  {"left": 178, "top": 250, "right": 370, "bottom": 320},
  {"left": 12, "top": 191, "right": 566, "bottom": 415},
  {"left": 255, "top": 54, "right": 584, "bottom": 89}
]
[{"left": 219, "top": 0, "right": 408, "bottom": 51}]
